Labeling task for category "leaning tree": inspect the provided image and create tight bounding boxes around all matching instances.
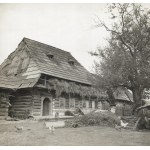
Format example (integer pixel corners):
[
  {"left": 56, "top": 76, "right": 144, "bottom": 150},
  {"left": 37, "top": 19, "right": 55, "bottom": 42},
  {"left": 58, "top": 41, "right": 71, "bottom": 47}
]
[{"left": 92, "top": 3, "right": 150, "bottom": 109}]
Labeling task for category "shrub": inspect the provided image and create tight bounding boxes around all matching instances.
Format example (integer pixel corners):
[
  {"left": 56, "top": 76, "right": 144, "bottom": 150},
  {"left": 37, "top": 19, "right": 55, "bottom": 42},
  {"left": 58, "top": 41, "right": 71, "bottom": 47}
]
[
  {"left": 74, "top": 108, "right": 84, "bottom": 115},
  {"left": 65, "top": 111, "right": 120, "bottom": 128},
  {"left": 65, "top": 110, "right": 74, "bottom": 116}
]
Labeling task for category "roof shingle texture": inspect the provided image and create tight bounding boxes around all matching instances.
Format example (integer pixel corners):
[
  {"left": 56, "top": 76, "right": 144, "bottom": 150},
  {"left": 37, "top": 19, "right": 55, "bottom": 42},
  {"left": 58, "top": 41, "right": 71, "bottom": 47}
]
[
  {"left": 24, "top": 38, "right": 91, "bottom": 85},
  {"left": 0, "top": 75, "right": 39, "bottom": 89}
]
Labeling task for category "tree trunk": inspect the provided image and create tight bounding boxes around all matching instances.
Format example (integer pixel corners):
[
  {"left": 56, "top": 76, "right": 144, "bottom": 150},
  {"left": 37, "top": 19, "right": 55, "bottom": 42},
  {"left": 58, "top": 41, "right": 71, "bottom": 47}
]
[{"left": 132, "top": 87, "right": 143, "bottom": 112}]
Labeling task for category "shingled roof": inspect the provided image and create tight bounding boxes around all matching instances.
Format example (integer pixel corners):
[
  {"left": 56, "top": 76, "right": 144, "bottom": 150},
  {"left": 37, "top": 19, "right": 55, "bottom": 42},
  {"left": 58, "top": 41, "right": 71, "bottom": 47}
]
[
  {"left": 24, "top": 38, "right": 91, "bottom": 85},
  {"left": 0, "top": 75, "right": 39, "bottom": 89},
  {"left": 0, "top": 38, "right": 92, "bottom": 89}
]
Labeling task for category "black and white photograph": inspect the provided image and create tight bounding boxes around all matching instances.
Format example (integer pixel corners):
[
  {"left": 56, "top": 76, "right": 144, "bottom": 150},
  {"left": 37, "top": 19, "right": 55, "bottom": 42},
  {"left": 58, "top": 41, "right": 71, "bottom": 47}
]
[{"left": 0, "top": 0, "right": 150, "bottom": 146}]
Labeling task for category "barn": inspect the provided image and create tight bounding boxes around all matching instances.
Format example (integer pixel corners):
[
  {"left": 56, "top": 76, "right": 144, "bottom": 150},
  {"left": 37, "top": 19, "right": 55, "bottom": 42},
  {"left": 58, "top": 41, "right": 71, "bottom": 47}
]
[
  {"left": 113, "top": 87, "right": 133, "bottom": 116},
  {"left": 0, "top": 38, "right": 107, "bottom": 119}
]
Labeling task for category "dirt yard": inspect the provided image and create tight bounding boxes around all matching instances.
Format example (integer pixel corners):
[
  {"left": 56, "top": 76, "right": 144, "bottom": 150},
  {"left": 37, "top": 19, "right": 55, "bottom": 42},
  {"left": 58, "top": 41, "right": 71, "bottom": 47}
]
[{"left": 0, "top": 120, "right": 150, "bottom": 146}]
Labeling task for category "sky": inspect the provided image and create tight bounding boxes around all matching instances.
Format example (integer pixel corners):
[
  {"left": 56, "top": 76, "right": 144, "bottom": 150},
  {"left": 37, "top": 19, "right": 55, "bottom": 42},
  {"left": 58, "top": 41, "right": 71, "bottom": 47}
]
[
  {"left": 0, "top": 3, "right": 111, "bottom": 73},
  {"left": 0, "top": 3, "right": 150, "bottom": 73}
]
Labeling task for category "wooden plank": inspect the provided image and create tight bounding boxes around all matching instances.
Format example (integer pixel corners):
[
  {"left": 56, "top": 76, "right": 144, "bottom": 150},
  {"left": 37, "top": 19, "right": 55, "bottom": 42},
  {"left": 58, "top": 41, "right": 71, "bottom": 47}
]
[
  {"left": 24, "top": 66, "right": 39, "bottom": 72},
  {"left": 26, "top": 74, "right": 40, "bottom": 79},
  {"left": 13, "top": 101, "right": 31, "bottom": 104},
  {"left": 13, "top": 99, "right": 32, "bottom": 103},
  {"left": 33, "top": 109, "right": 41, "bottom": 112},
  {"left": 33, "top": 105, "right": 41, "bottom": 109},
  {"left": 14, "top": 98, "right": 32, "bottom": 102},
  {"left": 33, "top": 99, "right": 41, "bottom": 102},
  {"left": 13, "top": 111, "right": 29, "bottom": 114},
  {"left": 0, "top": 105, "right": 8, "bottom": 108},
  {"left": 0, "top": 113, "right": 7, "bottom": 116},
  {"left": 0, "top": 108, "right": 8, "bottom": 112},
  {"left": 16, "top": 97, "right": 32, "bottom": 101},
  {"left": 12, "top": 105, "right": 31, "bottom": 108},
  {"left": 13, "top": 108, "right": 31, "bottom": 111},
  {"left": 33, "top": 102, "right": 41, "bottom": 105},
  {"left": 12, "top": 105, "right": 30, "bottom": 109},
  {"left": 13, "top": 105, "right": 31, "bottom": 111},
  {"left": 17, "top": 95, "right": 32, "bottom": 98},
  {"left": 33, "top": 106, "right": 41, "bottom": 109},
  {"left": 33, "top": 100, "right": 41, "bottom": 102},
  {"left": 133, "top": 117, "right": 141, "bottom": 131},
  {"left": 0, "top": 102, "right": 8, "bottom": 105},
  {"left": 33, "top": 112, "right": 41, "bottom": 116},
  {"left": 22, "top": 70, "right": 41, "bottom": 76},
  {"left": 33, "top": 104, "right": 41, "bottom": 107}
]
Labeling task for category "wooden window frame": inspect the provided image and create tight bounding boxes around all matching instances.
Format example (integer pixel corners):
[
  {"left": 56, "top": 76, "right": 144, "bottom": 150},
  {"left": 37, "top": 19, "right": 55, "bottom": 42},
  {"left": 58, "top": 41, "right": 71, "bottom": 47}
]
[
  {"left": 59, "top": 98, "right": 66, "bottom": 109},
  {"left": 69, "top": 98, "right": 75, "bottom": 108}
]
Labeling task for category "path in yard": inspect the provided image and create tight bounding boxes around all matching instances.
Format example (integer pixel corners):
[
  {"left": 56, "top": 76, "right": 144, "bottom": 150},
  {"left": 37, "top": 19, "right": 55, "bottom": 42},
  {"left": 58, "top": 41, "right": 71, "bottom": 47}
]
[{"left": 0, "top": 121, "right": 150, "bottom": 146}]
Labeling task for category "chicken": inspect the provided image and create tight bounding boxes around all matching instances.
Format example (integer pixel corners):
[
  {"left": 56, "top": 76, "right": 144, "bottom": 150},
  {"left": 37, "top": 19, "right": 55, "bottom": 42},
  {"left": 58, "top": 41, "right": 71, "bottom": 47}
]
[
  {"left": 15, "top": 126, "right": 23, "bottom": 132},
  {"left": 44, "top": 122, "right": 55, "bottom": 134},
  {"left": 49, "top": 125, "right": 55, "bottom": 134},
  {"left": 115, "top": 124, "right": 122, "bottom": 131},
  {"left": 120, "top": 120, "right": 128, "bottom": 128}
]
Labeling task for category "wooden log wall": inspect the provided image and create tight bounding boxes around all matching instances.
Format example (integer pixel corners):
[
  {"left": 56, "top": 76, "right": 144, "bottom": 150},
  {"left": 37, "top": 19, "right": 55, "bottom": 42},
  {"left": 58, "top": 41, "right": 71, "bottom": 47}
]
[
  {"left": 54, "top": 98, "right": 59, "bottom": 109},
  {"left": 32, "top": 95, "right": 41, "bottom": 116},
  {"left": 32, "top": 89, "right": 53, "bottom": 116},
  {"left": 0, "top": 92, "right": 10, "bottom": 118},
  {"left": 11, "top": 90, "right": 33, "bottom": 118}
]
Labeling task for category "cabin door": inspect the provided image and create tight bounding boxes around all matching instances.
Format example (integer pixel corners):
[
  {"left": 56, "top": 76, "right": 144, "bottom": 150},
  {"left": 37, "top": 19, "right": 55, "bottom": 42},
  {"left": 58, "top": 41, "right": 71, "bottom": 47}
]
[{"left": 42, "top": 98, "right": 51, "bottom": 116}]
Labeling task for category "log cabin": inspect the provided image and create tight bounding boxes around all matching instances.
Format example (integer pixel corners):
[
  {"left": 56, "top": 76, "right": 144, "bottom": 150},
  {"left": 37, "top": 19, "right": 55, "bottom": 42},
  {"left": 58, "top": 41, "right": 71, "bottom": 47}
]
[{"left": 0, "top": 38, "right": 107, "bottom": 119}]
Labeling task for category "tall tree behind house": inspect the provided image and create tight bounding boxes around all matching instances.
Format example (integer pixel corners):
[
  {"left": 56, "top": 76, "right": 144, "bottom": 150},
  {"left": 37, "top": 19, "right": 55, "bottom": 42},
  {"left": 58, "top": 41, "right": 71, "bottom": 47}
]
[{"left": 92, "top": 3, "right": 150, "bottom": 109}]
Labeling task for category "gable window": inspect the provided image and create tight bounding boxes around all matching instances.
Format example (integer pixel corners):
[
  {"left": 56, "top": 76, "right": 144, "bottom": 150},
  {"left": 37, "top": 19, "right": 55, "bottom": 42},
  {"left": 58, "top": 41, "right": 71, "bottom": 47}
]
[
  {"left": 47, "top": 53, "right": 54, "bottom": 60},
  {"left": 68, "top": 59, "right": 75, "bottom": 66}
]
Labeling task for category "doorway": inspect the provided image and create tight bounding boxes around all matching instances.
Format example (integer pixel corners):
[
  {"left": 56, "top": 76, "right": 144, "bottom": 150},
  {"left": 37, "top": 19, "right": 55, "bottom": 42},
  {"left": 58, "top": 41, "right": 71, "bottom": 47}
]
[{"left": 42, "top": 98, "right": 51, "bottom": 116}]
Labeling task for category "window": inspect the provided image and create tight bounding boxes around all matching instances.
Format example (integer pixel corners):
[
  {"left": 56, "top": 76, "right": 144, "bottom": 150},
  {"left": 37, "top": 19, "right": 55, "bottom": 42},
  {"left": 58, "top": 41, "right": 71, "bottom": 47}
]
[
  {"left": 95, "top": 101, "right": 98, "bottom": 108},
  {"left": 59, "top": 98, "right": 65, "bottom": 108},
  {"left": 89, "top": 101, "right": 92, "bottom": 108},
  {"left": 69, "top": 98, "right": 75, "bottom": 108},
  {"left": 78, "top": 100, "right": 83, "bottom": 108},
  {"left": 82, "top": 100, "right": 86, "bottom": 108}
]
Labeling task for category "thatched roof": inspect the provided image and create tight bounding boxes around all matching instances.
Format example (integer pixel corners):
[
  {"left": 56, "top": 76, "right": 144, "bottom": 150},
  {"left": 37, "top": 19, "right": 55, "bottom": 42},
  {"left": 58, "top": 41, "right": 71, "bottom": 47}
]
[
  {"left": 0, "top": 38, "right": 92, "bottom": 86},
  {"left": 45, "top": 78, "right": 107, "bottom": 98},
  {"left": 113, "top": 87, "right": 133, "bottom": 103}
]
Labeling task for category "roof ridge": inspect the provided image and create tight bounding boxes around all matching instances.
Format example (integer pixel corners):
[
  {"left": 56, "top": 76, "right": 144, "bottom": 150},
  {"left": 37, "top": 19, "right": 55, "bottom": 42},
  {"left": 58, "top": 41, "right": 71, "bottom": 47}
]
[{"left": 23, "top": 37, "right": 71, "bottom": 54}]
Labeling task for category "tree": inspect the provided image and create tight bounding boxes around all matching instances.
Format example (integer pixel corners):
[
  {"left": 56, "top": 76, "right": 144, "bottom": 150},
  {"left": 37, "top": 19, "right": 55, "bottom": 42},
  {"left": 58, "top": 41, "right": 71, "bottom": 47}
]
[{"left": 93, "top": 3, "right": 150, "bottom": 109}]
